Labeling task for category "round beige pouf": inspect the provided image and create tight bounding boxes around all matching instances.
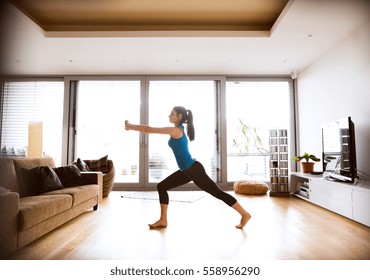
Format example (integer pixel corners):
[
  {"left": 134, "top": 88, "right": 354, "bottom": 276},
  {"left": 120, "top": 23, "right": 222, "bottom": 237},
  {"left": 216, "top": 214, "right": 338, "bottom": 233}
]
[{"left": 233, "top": 180, "right": 269, "bottom": 195}]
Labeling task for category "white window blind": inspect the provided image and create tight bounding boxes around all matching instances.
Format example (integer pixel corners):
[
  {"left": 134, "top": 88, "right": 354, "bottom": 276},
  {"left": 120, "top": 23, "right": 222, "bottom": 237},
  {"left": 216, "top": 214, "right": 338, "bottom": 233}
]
[{"left": 0, "top": 81, "right": 64, "bottom": 165}]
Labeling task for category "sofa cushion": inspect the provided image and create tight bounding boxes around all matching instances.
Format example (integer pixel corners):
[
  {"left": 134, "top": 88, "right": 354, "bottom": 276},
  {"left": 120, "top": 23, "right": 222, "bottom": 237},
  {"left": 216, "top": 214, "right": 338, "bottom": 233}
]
[
  {"left": 13, "top": 157, "right": 58, "bottom": 197},
  {"left": 75, "top": 158, "right": 91, "bottom": 171},
  {"left": 18, "top": 194, "right": 73, "bottom": 230},
  {"left": 53, "top": 165, "right": 85, "bottom": 188},
  {"left": 38, "top": 167, "right": 64, "bottom": 193},
  {"left": 15, "top": 166, "right": 63, "bottom": 197},
  {"left": 15, "top": 166, "right": 39, "bottom": 197},
  {"left": 84, "top": 155, "right": 109, "bottom": 173},
  {"left": 42, "top": 185, "right": 99, "bottom": 207}
]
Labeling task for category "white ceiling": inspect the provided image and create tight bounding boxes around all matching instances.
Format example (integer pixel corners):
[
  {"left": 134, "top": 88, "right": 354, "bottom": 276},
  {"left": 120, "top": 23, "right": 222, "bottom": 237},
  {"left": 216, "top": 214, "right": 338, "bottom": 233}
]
[{"left": 1, "top": 0, "right": 370, "bottom": 76}]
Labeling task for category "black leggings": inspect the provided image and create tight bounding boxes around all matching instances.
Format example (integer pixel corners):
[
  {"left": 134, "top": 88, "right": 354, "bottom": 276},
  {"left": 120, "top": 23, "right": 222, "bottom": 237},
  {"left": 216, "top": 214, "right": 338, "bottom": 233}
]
[{"left": 157, "top": 161, "right": 237, "bottom": 207}]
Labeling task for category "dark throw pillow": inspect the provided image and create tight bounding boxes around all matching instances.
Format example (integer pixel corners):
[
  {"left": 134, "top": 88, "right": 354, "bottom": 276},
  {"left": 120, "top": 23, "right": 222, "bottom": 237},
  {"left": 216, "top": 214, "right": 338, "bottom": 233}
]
[
  {"left": 17, "top": 166, "right": 63, "bottom": 197},
  {"left": 84, "top": 155, "right": 109, "bottom": 173},
  {"left": 75, "top": 158, "right": 91, "bottom": 172},
  {"left": 53, "top": 165, "right": 84, "bottom": 188},
  {"left": 41, "top": 166, "right": 64, "bottom": 193}
]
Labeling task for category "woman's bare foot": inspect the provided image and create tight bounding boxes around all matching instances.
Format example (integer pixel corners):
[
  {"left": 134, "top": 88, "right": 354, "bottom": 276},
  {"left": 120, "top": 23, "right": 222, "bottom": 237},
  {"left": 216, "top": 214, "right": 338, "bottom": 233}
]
[
  {"left": 231, "top": 202, "right": 251, "bottom": 229},
  {"left": 236, "top": 213, "right": 251, "bottom": 229},
  {"left": 148, "top": 219, "right": 168, "bottom": 229}
]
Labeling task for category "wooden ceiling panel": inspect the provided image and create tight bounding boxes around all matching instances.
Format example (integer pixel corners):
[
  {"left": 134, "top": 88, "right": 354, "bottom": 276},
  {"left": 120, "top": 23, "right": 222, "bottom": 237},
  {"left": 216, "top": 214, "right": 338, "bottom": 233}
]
[{"left": 9, "top": 0, "right": 290, "bottom": 32}]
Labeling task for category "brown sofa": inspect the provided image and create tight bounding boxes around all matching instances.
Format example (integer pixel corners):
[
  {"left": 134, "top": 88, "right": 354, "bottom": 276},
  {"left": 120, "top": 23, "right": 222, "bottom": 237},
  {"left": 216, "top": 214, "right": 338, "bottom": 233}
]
[{"left": 0, "top": 157, "right": 102, "bottom": 259}]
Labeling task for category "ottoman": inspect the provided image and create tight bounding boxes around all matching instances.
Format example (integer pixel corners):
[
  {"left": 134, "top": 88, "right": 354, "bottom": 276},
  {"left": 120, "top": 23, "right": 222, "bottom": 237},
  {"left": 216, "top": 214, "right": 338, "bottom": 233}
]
[{"left": 233, "top": 180, "right": 269, "bottom": 195}]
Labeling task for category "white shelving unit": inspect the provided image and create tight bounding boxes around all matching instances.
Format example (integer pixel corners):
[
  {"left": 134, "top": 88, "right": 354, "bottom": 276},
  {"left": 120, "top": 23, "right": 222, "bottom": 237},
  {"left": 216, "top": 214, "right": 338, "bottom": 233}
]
[
  {"left": 291, "top": 172, "right": 370, "bottom": 227},
  {"left": 269, "top": 129, "right": 289, "bottom": 197}
]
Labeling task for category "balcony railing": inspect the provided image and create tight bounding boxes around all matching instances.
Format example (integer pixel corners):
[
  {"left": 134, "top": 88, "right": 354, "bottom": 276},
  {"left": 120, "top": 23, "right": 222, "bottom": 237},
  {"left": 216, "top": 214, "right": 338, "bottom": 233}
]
[{"left": 227, "top": 152, "right": 270, "bottom": 181}]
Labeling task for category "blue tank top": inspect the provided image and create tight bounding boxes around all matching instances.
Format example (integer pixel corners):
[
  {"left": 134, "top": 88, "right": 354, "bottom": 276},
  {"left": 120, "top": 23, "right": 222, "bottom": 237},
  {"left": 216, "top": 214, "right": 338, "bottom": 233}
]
[{"left": 168, "top": 125, "right": 195, "bottom": 171}]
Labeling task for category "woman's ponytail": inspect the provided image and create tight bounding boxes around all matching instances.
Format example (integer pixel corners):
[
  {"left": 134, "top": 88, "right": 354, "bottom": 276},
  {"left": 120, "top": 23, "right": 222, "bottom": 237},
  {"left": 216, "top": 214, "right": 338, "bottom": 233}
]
[
  {"left": 173, "top": 106, "right": 195, "bottom": 141},
  {"left": 186, "top": 110, "right": 195, "bottom": 141}
]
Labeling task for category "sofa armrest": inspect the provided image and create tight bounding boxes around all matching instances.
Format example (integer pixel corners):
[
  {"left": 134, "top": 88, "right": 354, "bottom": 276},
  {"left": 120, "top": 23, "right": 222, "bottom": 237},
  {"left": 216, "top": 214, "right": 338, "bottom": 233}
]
[
  {"left": 0, "top": 191, "right": 19, "bottom": 258},
  {"left": 80, "top": 171, "right": 103, "bottom": 202}
]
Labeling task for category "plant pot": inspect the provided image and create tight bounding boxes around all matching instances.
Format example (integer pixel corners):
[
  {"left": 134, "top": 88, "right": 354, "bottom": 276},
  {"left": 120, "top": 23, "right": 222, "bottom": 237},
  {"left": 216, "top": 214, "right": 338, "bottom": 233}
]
[{"left": 301, "top": 162, "right": 315, "bottom": 173}]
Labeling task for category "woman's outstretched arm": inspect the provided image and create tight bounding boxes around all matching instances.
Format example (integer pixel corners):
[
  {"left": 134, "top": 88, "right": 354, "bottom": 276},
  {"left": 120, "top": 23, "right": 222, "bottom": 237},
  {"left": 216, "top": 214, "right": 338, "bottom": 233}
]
[{"left": 125, "top": 121, "right": 182, "bottom": 138}]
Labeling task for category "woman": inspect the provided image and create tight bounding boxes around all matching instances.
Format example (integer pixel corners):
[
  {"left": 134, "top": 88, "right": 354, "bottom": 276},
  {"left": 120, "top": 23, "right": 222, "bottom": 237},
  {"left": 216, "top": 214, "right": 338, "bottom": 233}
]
[{"left": 125, "top": 106, "right": 251, "bottom": 229}]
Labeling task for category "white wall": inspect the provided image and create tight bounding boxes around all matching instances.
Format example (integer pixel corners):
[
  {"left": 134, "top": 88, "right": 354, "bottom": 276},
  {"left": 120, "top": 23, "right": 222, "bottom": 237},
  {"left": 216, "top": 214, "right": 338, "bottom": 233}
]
[{"left": 296, "top": 21, "right": 370, "bottom": 177}]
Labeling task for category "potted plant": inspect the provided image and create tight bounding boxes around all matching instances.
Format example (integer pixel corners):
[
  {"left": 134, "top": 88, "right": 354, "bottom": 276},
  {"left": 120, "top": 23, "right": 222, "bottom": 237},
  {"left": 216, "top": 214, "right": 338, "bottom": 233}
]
[
  {"left": 293, "top": 152, "right": 320, "bottom": 173},
  {"left": 232, "top": 119, "right": 269, "bottom": 176}
]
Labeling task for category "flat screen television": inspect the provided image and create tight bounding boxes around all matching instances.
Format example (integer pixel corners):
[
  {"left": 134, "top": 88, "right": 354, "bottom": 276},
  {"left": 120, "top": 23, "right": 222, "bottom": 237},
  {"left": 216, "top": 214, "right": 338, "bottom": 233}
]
[{"left": 322, "top": 116, "right": 357, "bottom": 182}]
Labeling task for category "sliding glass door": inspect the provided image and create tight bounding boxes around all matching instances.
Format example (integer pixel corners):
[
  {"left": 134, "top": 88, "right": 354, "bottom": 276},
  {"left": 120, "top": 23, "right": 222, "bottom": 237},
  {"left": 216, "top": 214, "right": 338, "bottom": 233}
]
[
  {"left": 147, "top": 80, "right": 221, "bottom": 184},
  {"left": 71, "top": 77, "right": 293, "bottom": 189},
  {"left": 226, "top": 80, "right": 292, "bottom": 182},
  {"left": 74, "top": 78, "right": 222, "bottom": 188},
  {"left": 75, "top": 80, "right": 141, "bottom": 183}
]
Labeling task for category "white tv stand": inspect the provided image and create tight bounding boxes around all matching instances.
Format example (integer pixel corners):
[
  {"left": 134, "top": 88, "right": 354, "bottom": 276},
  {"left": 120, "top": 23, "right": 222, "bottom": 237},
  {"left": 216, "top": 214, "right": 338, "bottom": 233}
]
[{"left": 290, "top": 172, "right": 370, "bottom": 227}]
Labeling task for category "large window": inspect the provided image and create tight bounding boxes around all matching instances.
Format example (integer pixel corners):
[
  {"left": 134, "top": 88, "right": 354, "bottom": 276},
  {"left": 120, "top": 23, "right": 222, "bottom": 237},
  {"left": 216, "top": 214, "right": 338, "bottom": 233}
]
[
  {"left": 148, "top": 80, "right": 220, "bottom": 183},
  {"left": 0, "top": 81, "right": 64, "bottom": 165},
  {"left": 75, "top": 80, "right": 141, "bottom": 183},
  {"left": 0, "top": 77, "right": 294, "bottom": 190},
  {"left": 74, "top": 79, "right": 221, "bottom": 187},
  {"left": 226, "top": 80, "right": 292, "bottom": 181}
]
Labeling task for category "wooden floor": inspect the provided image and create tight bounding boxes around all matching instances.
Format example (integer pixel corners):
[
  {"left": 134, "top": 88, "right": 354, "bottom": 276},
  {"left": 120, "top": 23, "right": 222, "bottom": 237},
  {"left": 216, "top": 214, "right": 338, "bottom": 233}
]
[{"left": 6, "top": 191, "right": 370, "bottom": 260}]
